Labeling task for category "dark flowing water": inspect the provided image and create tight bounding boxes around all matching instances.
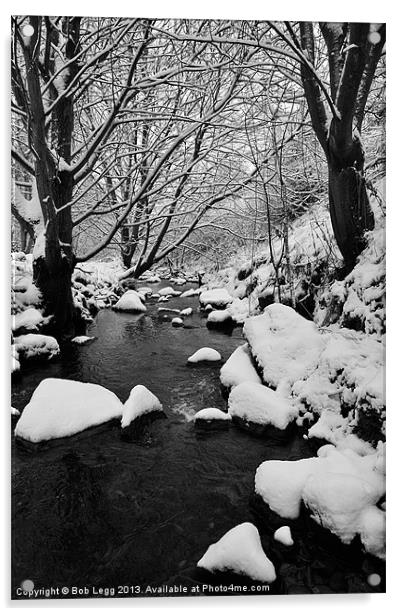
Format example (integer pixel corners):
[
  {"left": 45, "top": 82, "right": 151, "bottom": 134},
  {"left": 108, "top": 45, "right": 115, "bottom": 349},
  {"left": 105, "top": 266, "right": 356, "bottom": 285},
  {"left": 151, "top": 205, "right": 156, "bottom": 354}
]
[{"left": 11, "top": 286, "right": 384, "bottom": 598}]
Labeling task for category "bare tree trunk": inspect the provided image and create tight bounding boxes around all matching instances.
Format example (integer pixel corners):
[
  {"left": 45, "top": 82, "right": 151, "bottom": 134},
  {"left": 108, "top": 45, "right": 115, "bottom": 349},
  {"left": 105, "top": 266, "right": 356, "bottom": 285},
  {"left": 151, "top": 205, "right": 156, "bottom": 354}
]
[{"left": 327, "top": 125, "right": 374, "bottom": 269}]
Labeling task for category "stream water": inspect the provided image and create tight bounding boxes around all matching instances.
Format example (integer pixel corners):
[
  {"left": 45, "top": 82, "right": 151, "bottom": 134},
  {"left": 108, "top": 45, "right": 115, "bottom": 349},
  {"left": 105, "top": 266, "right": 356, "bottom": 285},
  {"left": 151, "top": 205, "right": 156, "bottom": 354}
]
[{"left": 11, "top": 285, "right": 385, "bottom": 598}]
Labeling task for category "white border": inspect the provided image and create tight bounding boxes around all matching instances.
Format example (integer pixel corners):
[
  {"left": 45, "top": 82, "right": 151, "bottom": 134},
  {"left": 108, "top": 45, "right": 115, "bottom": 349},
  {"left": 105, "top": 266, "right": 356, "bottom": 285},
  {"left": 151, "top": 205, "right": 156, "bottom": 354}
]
[{"left": 1, "top": 2, "right": 400, "bottom": 614}]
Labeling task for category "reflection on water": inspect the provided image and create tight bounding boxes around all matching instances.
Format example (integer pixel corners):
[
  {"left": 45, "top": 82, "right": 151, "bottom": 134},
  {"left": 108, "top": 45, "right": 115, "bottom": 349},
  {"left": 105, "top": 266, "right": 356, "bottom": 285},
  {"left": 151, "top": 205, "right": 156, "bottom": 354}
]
[{"left": 11, "top": 289, "right": 384, "bottom": 596}]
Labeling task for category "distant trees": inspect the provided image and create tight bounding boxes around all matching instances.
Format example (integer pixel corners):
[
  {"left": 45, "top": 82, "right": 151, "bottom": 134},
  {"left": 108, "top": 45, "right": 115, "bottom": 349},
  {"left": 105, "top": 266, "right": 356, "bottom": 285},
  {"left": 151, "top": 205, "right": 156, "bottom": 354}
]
[{"left": 11, "top": 17, "right": 260, "bottom": 333}]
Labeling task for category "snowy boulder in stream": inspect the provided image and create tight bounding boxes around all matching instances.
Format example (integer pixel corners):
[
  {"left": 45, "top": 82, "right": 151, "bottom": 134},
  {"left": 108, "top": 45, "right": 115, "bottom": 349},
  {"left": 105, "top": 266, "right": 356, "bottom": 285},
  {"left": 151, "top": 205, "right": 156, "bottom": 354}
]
[
  {"left": 121, "top": 385, "right": 164, "bottom": 439},
  {"left": 199, "top": 288, "right": 233, "bottom": 309},
  {"left": 14, "top": 378, "right": 123, "bottom": 444},
  {"left": 113, "top": 290, "right": 146, "bottom": 313},
  {"left": 220, "top": 344, "right": 261, "bottom": 394},
  {"left": 193, "top": 408, "right": 231, "bottom": 430},
  {"left": 171, "top": 317, "right": 184, "bottom": 327},
  {"left": 71, "top": 335, "right": 95, "bottom": 345},
  {"left": 197, "top": 522, "right": 276, "bottom": 583},
  {"left": 273, "top": 526, "right": 294, "bottom": 547},
  {"left": 206, "top": 309, "right": 234, "bottom": 329},
  {"left": 159, "top": 286, "right": 181, "bottom": 297},
  {"left": 228, "top": 381, "right": 297, "bottom": 437},
  {"left": 187, "top": 347, "right": 222, "bottom": 364},
  {"left": 180, "top": 288, "right": 200, "bottom": 298}
]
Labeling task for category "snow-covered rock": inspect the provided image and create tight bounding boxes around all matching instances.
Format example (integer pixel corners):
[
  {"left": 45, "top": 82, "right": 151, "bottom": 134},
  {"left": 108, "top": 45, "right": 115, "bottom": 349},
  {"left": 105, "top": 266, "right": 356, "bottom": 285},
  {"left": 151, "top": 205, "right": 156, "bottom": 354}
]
[
  {"left": 114, "top": 290, "right": 146, "bottom": 313},
  {"left": 199, "top": 288, "right": 233, "bottom": 308},
  {"left": 228, "top": 382, "right": 297, "bottom": 431},
  {"left": 15, "top": 378, "right": 123, "bottom": 443},
  {"left": 170, "top": 276, "right": 186, "bottom": 285},
  {"left": 307, "top": 410, "right": 348, "bottom": 445},
  {"left": 11, "top": 406, "right": 20, "bottom": 417},
  {"left": 180, "top": 288, "right": 201, "bottom": 298},
  {"left": 220, "top": 344, "right": 261, "bottom": 391},
  {"left": 244, "top": 303, "right": 325, "bottom": 388},
  {"left": 159, "top": 286, "right": 181, "bottom": 297},
  {"left": 193, "top": 408, "right": 231, "bottom": 430},
  {"left": 255, "top": 457, "right": 321, "bottom": 519},
  {"left": 255, "top": 445, "right": 385, "bottom": 558},
  {"left": 121, "top": 385, "right": 163, "bottom": 429},
  {"left": 206, "top": 309, "right": 233, "bottom": 328},
  {"left": 273, "top": 526, "right": 294, "bottom": 547},
  {"left": 197, "top": 522, "right": 276, "bottom": 583},
  {"left": 180, "top": 307, "right": 193, "bottom": 317},
  {"left": 12, "top": 307, "right": 44, "bottom": 333},
  {"left": 157, "top": 307, "right": 180, "bottom": 314},
  {"left": 187, "top": 347, "right": 222, "bottom": 364},
  {"left": 172, "top": 317, "right": 184, "bottom": 327},
  {"left": 359, "top": 505, "right": 386, "bottom": 560},
  {"left": 139, "top": 273, "right": 161, "bottom": 283},
  {"left": 71, "top": 335, "right": 95, "bottom": 345},
  {"left": 13, "top": 334, "right": 60, "bottom": 361}
]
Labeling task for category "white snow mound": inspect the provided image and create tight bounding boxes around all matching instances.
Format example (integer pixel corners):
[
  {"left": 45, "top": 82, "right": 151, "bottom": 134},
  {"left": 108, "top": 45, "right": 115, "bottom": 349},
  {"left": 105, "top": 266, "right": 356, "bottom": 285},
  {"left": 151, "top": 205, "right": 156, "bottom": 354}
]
[
  {"left": 243, "top": 303, "right": 325, "bottom": 388},
  {"left": 114, "top": 290, "right": 146, "bottom": 312},
  {"left": 255, "top": 445, "right": 385, "bottom": 558},
  {"left": 197, "top": 522, "right": 276, "bottom": 583},
  {"left": 12, "top": 307, "right": 44, "bottom": 332},
  {"left": 193, "top": 408, "right": 230, "bottom": 421},
  {"left": 228, "top": 381, "right": 297, "bottom": 430},
  {"left": 121, "top": 385, "right": 163, "bottom": 428},
  {"left": 13, "top": 334, "right": 60, "bottom": 361},
  {"left": 187, "top": 347, "right": 222, "bottom": 363},
  {"left": 273, "top": 526, "right": 294, "bottom": 546},
  {"left": 220, "top": 344, "right": 261, "bottom": 390},
  {"left": 199, "top": 288, "right": 233, "bottom": 308},
  {"left": 15, "top": 378, "right": 123, "bottom": 443}
]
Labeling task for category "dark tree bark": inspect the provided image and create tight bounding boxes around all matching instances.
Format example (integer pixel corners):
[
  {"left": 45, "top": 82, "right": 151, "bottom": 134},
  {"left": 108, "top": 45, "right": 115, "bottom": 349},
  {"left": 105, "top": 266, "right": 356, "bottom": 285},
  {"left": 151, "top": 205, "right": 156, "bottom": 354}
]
[
  {"left": 16, "top": 16, "right": 81, "bottom": 337},
  {"left": 297, "top": 22, "right": 385, "bottom": 270}
]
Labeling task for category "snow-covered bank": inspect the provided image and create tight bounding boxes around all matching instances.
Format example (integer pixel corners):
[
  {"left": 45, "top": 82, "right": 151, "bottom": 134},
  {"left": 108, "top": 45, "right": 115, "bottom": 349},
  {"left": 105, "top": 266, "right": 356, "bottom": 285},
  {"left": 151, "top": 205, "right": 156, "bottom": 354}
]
[{"left": 243, "top": 303, "right": 385, "bottom": 447}]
